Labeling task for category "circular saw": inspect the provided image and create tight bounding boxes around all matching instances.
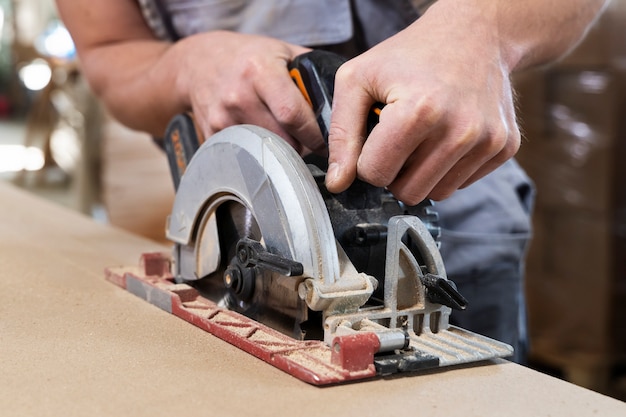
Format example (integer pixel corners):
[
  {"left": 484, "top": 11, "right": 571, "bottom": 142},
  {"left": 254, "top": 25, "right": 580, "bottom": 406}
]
[{"left": 106, "top": 50, "right": 513, "bottom": 384}]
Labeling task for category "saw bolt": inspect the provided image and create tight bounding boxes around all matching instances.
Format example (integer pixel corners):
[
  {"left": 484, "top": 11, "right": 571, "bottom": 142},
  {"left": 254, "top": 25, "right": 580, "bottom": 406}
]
[{"left": 223, "top": 263, "right": 255, "bottom": 302}]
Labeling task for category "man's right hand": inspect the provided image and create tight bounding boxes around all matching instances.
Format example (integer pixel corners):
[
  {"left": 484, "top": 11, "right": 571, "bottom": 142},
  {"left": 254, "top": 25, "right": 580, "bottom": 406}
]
[{"left": 176, "top": 31, "right": 325, "bottom": 155}]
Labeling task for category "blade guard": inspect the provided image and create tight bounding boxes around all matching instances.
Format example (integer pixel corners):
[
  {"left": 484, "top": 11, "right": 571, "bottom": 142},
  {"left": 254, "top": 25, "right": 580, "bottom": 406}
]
[{"left": 166, "top": 125, "right": 374, "bottom": 314}]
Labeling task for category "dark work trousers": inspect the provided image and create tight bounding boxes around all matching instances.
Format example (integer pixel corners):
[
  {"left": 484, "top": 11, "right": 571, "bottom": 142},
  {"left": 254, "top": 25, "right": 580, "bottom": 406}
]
[{"left": 437, "top": 159, "right": 535, "bottom": 363}]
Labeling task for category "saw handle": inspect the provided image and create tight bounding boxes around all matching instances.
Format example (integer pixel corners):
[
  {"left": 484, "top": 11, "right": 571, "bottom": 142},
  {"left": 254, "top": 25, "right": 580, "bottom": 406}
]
[
  {"left": 163, "top": 112, "right": 204, "bottom": 190},
  {"left": 288, "top": 50, "right": 383, "bottom": 143}
]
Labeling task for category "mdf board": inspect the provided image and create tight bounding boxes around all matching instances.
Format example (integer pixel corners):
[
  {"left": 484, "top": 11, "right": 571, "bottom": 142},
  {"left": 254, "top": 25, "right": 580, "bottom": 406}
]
[
  {"left": 0, "top": 181, "right": 625, "bottom": 416},
  {"left": 100, "top": 118, "right": 174, "bottom": 244}
]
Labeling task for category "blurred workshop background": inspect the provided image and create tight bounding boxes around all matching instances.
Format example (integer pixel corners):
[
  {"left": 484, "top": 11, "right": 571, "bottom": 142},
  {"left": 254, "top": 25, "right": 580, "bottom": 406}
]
[{"left": 0, "top": 0, "right": 625, "bottom": 402}]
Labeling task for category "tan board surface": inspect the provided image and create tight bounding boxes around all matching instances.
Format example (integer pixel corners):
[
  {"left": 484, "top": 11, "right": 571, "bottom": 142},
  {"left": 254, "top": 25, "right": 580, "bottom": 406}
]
[{"left": 0, "top": 181, "right": 624, "bottom": 417}]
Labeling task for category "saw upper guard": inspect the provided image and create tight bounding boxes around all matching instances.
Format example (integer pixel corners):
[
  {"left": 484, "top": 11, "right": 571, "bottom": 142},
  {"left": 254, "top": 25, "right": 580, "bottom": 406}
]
[
  {"left": 166, "top": 124, "right": 375, "bottom": 337},
  {"left": 111, "top": 124, "right": 513, "bottom": 384}
]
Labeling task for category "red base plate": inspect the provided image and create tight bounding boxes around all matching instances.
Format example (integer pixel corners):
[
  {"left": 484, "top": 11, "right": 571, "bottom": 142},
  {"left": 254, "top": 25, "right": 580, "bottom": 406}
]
[{"left": 105, "top": 253, "right": 377, "bottom": 385}]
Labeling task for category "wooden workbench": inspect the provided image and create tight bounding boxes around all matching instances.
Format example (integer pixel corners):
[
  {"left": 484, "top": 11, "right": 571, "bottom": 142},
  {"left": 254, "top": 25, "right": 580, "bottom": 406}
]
[{"left": 1, "top": 181, "right": 624, "bottom": 417}]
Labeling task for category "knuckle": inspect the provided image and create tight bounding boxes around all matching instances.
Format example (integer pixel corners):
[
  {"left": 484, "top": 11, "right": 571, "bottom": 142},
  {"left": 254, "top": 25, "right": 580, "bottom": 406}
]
[
  {"left": 427, "top": 185, "right": 455, "bottom": 202},
  {"left": 357, "top": 160, "right": 394, "bottom": 187},
  {"left": 238, "top": 56, "right": 262, "bottom": 79},
  {"left": 508, "top": 126, "right": 522, "bottom": 154},
  {"left": 455, "top": 118, "right": 485, "bottom": 149},
  {"left": 220, "top": 90, "right": 244, "bottom": 110},
  {"left": 327, "top": 120, "right": 364, "bottom": 166},
  {"left": 335, "top": 60, "right": 359, "bottom": 84},
  {"left": 479, "top": 129, "right": 507, "bottom": 157},
  {"left": 272, "top": 99, "right": 305, "bottom": 129},
  {"left": 327, "top": 121, "right": 349, "bottom": 141},
  {"left": 490, "top": 124, "right": 509, "bottom": 145},
  {"left": 491, "top": 123, "right": 521, "bottom": 161},
  {"left": 411, "top": 96, "right": 445, "bottom": 130},
  {"left": 206, "top": 108, "right": 231, "bottom": 132}
]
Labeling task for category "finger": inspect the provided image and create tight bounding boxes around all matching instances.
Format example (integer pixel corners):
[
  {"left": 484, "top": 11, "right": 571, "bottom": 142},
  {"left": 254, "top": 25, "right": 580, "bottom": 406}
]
[
  {"left": 389, "top": 122, "right": 519, "bottom": 204},
  {"left": 384, "top": 118, "right": 484, "bottom": 204},
  {"left": 256, "top": 74, "right": 325, "bottom": 153},
  {"left": 385, "top": 136, "right": 460, "bottom": 204},
  {"left": 459, "top": 128, "right": 521, "bottom": 188},
  {"left": 355, "top": 99, "right": 442, "bottom": 188},
  {"left": 425, "top": 147, "right": 498, "bottom": 201},
  {"left": 191, "top": 102, "right": 215, "bottom": 139},
  {"left": 207, "top": 88, "right": 303, "bottom": 152},
  {"left": 325, "top": 64, "right": 374, "bottom": 193},
  {"left": 235, "top": 100, "right": 305, "bottom": 152}
]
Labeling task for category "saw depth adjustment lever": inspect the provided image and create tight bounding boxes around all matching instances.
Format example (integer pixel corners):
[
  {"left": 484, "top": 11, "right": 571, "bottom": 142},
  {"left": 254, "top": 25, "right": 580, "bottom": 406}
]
[
  {"left": 421, "top": 273, "right": 468, "bottom": 311},
  {"left": 223, "top": 238, "right": 304, "bottom": 303},
  {"left": 234, "top": 238, "right": 304, "bottom": 277}
]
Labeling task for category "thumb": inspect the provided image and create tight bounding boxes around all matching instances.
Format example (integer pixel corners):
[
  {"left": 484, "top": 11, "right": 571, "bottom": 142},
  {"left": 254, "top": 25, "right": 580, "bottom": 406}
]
[{"left": 325, "top": 68, "right": 373, "bottom": 193}]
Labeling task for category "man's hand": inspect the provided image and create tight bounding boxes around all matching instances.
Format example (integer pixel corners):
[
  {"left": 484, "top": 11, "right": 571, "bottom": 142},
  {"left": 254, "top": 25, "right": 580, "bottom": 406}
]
[
  {"left": 178, "top": 32, "right": 325, "bottom": 154},
  {"left": 325, "top": 2, "right": 518, "bottom": 205},
  {"left": 325, "top": 0, "right": 606, "bottom": 205},
  {"left": 55, "top": 0, "right": 325, "bottom": 154}
]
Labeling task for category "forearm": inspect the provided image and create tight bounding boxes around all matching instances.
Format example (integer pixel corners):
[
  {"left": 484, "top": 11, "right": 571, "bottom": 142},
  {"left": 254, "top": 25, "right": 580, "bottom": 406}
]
[
  {"left": 55, "top": 0, "right": 194, "bottom": 136},
  {"left": 68, "top": 24, "right": 319, "bottom": 150},
  {"left": 424, "top": 0, "right": 608, "bottom": 73},
  {"left": 80, "top": 39, "right": 186, "bottom": 136},
  {"left": 494, "top": 0, "right": 608, "bottom": 71}
]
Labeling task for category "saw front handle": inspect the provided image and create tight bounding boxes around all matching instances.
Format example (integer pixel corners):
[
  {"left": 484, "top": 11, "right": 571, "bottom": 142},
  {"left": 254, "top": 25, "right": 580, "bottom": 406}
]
[{"left": 288, "top": 50, "right": 383, "bottom": 142}]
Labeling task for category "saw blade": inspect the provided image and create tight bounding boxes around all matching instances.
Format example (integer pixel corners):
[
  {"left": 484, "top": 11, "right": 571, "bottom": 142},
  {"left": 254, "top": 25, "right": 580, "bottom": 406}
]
[
  {"left": 167, "top": 125, "right": 351, "bottom": 340},
  {"left": 192, "top": 200, "right": 307, "bottom": 339}
]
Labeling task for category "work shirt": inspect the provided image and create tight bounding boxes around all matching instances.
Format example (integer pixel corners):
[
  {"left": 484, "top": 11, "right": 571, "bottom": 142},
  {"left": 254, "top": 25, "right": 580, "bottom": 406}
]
[
  {"left": 138, "top": 0, "right": 435, "bottom": 51},
  {"left": 136, "top": 0, "right": 533, "bottom": 361}
]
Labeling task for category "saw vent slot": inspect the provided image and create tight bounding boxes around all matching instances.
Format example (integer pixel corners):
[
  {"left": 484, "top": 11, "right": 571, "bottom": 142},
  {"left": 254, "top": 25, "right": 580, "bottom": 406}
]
[
  {"left": 376, "top": 317, "right": 391, "bottom": 328},
  {"left": 429, "top": 311, "right": 442, "bottom": 333},
  {"left": 395, "top": 315, "right": 407, "bottom": 328},
  {"left": 413, "top": 314, "right": 425, "bottom": 335}
]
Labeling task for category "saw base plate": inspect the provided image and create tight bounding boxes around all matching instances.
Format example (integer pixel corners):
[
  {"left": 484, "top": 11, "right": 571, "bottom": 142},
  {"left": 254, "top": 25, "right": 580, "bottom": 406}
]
[{"left": 105, "top": 252, "right": 508, "bottom": 385}]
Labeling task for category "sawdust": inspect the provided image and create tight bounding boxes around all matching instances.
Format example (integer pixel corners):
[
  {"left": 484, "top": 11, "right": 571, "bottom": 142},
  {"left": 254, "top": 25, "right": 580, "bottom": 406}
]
[
  {"left": 248, "top": 329, "right": 291, "bottom": 346},
  {"left": 227, "top": 325, "right": 256, "bottom": 338},
  {"left": 169, "top": 284, "right": 200, "bottom": 303},
  {"left": 281, "top": 348, "right": 342, "bottom": 379},
  {"left": 411, "top": 328, "right": 505, "bottom": 363},
  {"left": 182, "top": 301, "right": 213, "bottom": 311},
  {"left": 210, "top": 311, "right": 247, "bottom": 324}
]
